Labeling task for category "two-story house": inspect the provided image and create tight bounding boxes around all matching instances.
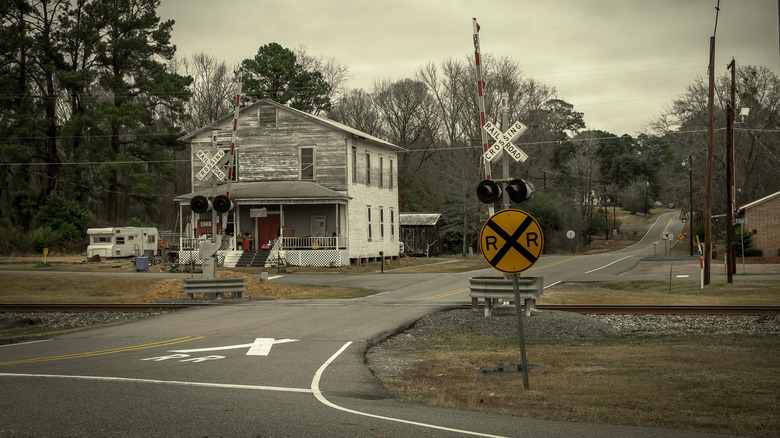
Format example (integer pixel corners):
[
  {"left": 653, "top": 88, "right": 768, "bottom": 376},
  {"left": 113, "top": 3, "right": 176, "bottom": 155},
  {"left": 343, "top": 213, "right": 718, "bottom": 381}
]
[{"left": 173, "top": 99, "right": 404, "bottom": 267}]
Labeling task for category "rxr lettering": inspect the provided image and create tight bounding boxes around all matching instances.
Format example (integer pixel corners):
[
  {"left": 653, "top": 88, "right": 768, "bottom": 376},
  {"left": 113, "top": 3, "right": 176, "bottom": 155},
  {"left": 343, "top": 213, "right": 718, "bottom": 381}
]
[{"left": 484, "top": 233, "right": 538, "bottom": 250}]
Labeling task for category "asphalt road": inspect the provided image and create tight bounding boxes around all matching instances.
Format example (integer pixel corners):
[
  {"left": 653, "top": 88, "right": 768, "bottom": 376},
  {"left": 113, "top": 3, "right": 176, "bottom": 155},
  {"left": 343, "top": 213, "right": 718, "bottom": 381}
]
[{"left": 1, "top": 212, "right": 742, "bottom": 437}]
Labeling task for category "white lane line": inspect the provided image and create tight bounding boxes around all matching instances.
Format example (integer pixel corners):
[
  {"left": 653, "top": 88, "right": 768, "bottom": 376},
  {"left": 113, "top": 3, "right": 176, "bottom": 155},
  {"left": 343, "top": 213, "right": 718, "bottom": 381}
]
[
  {"left": 0, "top": 339, "right": 52, "bottom": 348},
  {"left": 584, "top": 255, "right": 633, "bottom": 274},
  {"left": 0, "top": 372, "right": 312, "bottom": 393},
  {"left": 543, "top": 281, "right": 561, "bottom": 289},
  {"left": 266, "top": 275, "right": 282, "bottom": 280},
  {"left": 311, "top": 342, "right": 508, "bottom": 438}
]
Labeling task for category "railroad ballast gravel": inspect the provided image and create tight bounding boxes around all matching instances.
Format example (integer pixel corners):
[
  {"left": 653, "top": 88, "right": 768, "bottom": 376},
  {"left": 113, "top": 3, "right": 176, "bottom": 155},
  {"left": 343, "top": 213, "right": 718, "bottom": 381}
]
[{"left": 3, "top": 307, "right": 776, "bottom": 337}]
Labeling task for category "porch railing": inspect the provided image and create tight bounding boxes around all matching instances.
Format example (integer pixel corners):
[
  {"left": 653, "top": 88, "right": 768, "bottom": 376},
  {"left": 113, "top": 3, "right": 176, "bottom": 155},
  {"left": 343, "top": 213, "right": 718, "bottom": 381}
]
[
  {"left": 279, "top": 236, "right": 347, "bottom": 250},
  {"left": 181, "top": 236, "right": 347, "bottom": 251}
]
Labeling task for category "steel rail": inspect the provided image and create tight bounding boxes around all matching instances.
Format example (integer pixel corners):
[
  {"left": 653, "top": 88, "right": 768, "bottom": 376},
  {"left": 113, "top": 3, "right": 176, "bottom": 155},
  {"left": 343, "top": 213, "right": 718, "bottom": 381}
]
[
  {"left": 2, "top": 303, "right": 778, "bottom": 315},
  {"left": 0, "top": 303, "right": 211, "bottom": 313},
  {"left": 535, "top": 304, "right": 780, "bottom": 315}
]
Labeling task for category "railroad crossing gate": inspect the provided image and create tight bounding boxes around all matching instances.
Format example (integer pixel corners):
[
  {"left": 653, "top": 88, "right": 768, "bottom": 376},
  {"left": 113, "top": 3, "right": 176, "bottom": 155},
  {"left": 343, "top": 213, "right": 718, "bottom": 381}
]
[{"left": 479, "top": 209, "right": 544, "bottom": 274}]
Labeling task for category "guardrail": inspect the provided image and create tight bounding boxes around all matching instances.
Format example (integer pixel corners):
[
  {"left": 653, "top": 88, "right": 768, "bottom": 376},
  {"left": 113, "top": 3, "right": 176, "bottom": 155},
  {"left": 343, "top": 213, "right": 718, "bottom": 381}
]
[
  {"left": 182, "top": 278, "right": 244, "bottom": 299},
  {"left": 468, "top": 276, "right": 543, "bottom": 317}
]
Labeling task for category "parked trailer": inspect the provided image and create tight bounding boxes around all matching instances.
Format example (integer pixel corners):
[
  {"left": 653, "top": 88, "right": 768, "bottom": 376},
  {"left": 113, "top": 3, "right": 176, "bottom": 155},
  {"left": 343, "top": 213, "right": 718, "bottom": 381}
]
[{"left": 87, "top": 227, "right": 159, "bottom": 258}]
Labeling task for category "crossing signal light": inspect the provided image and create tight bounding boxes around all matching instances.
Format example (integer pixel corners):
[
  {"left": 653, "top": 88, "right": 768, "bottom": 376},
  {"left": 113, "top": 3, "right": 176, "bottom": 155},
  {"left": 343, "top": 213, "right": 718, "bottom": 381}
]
[
  {"left": 213, "top": 194, "right": 233, "bottom": 213},
  {"left": 190, "top": 195, "right": 211, "bottom": 214},
  {"left": 476, "top": 179, "right": 501, "bottom": 203},
  {"left": 506, "top": 179, "right": 535, "bottom": 203},
  {"left": 476, "top": 179, "right": 535, "bottom": 204}
]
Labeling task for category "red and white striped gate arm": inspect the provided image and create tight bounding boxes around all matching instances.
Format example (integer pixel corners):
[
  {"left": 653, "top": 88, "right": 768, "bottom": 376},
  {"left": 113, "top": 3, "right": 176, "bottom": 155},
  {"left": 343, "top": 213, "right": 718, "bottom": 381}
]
[
  {"left": 473, "top": 18, "right": 491, "bottom": 182},
  {"left": 226, "top": 73, "right": 243, "bottom": 198}
]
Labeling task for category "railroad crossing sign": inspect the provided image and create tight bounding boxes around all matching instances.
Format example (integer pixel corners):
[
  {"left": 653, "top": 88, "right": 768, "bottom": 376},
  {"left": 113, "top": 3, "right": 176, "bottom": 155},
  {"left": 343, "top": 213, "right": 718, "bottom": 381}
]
[
  {"left": 196, "top": 149, "right": 226, "bottom": 181},
  {"left": 482, "top": 120, "right": 528, "bottom": 163},
  {"left": 479, "top": 209, "right": 544, "bottom": 274}
]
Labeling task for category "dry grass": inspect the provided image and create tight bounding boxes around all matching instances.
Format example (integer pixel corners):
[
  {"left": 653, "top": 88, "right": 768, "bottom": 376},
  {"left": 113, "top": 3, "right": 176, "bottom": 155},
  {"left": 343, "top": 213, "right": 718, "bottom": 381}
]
[
  {"left": 0, "top": 275, "right": 162, "bottom": 303},
  {"left": 0, "top": 270, "right": 371, "bottom": 303},
  {"left": 383, "top": 334, "right": 779, "bottom": 437},
  {"left": 542, "top": 280, "right": 780, "bottom": 305}
]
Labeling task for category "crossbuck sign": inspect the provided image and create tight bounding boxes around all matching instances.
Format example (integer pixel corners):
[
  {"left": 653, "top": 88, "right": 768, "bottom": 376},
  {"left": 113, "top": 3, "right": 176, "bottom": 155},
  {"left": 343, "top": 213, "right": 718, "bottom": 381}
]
[
  {"left": 483, "top": 120, "right": 528, "bottom": 163},
  {"left": 196, "top": 149, "right": 226, "bottom": 181}
]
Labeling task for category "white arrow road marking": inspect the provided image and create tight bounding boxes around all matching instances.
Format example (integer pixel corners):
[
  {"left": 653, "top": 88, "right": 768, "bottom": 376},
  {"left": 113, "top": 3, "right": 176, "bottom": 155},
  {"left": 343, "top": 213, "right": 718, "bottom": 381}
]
[{"left": 169, "top": 338, "right": 298, "bottom": 356}]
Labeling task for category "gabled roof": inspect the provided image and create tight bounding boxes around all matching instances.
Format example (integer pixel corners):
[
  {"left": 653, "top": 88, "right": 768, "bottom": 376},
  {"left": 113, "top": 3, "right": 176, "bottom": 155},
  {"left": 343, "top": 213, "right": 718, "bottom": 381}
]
[
  {"left": 174, "top": 181, "right": 350, "bottom": 205},
  {"left": 400, "top": 213, "right": 443, "bottom": 226},
  {"left": 179, "top": 99, "right": 405, "bottom": 152},
  {"left": 739, "top": 190, "right": 780, "bottom": 212}
]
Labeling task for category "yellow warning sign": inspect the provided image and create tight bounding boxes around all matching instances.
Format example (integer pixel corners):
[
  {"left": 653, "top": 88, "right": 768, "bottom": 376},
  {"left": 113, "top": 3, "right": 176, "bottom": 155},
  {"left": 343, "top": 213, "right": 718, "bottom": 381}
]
[{"left": 479, "top": 209, "right": 544, "bottom": 274}]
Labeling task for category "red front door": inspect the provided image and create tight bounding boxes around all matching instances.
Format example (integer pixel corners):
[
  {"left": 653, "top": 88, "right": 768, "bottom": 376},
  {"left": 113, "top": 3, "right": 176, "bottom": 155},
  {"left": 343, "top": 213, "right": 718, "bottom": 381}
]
[{"left": 256, "top": 214, "right": 281, "bottom": 248}]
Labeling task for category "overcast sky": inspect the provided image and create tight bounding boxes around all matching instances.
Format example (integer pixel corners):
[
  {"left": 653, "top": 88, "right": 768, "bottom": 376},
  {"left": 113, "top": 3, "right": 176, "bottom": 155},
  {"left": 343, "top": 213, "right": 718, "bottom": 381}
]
[{"left": 158, "top": 0, "right": 779, "bottom": 137}]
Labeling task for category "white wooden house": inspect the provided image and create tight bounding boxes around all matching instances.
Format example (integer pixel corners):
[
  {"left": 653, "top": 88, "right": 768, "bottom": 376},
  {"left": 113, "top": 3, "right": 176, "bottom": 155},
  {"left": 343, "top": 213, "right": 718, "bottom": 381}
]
[{"left": 173, "top": 99, "right": 404, "bottom": 267}]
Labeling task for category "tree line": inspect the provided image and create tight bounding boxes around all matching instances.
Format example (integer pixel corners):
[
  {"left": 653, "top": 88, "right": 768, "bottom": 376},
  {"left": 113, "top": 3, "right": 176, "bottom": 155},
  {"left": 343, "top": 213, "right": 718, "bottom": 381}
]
[{"left": 2, "top": 0, "right": 779, "bottom": 255}]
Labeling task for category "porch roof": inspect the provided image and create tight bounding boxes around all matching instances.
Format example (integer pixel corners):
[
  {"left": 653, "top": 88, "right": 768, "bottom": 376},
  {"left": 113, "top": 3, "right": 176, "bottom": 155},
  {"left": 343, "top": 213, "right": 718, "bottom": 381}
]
[{"left": 174, "top": 181, "right": 350, "bottom": 205}]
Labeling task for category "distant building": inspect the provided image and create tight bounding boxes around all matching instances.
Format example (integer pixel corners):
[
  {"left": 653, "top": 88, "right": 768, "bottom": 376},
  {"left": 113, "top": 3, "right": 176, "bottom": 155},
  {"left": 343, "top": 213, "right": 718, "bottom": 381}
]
[
  {"left": 737, "top": 190, "right": 780, "bottom": 259},
  {"left": 174, "top": 99, "right": 404, "bottom": 267},
  {"left": 399, "top": 213, "right": 444, "bottom": 256}
]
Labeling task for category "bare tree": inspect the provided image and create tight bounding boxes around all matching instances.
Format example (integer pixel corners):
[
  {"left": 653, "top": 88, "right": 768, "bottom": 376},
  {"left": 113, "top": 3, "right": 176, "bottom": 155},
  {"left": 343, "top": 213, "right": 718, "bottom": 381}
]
[
  {"left": 327, "top": 89, "right": 382, "bottom": 136},
  {"left": 294, "top": 45, "right": 352, "bottom": 104},
  {"left": 175, "top": 52, "right": 237, "bottom": 132}
]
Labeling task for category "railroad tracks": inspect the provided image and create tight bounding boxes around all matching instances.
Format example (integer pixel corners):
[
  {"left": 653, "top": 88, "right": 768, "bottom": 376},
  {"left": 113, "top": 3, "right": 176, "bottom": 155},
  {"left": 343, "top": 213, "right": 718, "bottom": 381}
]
[
  {"left": 1, "top": 303, "right": 778, "bottom": 315},
  {"left": 0, "top": 303, "right": 210, "bottom": 313}
]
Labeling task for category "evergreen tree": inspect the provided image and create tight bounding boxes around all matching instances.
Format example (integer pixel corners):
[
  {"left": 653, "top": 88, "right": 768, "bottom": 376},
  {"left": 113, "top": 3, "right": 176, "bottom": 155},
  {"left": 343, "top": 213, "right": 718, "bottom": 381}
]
[
  {"left": 79, "top": 0, "right": 191, "bottom": 222},
  {"left": 241, "top": 42, "right": 331, "bottom": 114}
]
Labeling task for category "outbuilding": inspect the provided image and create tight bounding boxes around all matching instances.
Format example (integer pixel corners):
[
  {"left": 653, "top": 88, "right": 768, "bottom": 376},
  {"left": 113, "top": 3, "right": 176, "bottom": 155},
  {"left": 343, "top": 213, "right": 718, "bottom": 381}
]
[{"left": 399, "top": 213, "right": 445, "bottom": 256}]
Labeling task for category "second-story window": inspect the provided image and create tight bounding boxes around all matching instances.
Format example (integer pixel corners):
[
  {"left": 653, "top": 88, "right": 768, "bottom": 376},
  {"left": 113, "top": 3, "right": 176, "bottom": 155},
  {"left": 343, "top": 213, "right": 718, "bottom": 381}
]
[
  {"left": 352, "top": 146, "right": 357, "bottom": 183},
  {"left": 389, "top": 158, "right": 394, "bottom": 190},
  {"left": 300, "top": 147, "right": 314, "bottom": 180},
  {"left": 366, "top": 151, "right": 371, "bottom": 186},
  {"left": 379, "top": 156, "right": 384, "bottom": 189}
]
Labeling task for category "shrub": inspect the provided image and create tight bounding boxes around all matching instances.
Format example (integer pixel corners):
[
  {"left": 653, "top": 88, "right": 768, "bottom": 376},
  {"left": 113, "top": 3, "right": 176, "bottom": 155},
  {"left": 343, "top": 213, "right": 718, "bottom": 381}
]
[{"left": 30, "top": 226, "right": 58, "bottom": 253}]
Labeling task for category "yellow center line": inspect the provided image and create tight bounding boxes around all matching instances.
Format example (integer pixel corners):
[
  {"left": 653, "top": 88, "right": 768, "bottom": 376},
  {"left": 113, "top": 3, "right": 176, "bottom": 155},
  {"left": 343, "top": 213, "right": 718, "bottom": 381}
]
[
  {"left": 0, "top": 336, "right": 204, "bottom": 366},
  {"left": 421, "top": 288, "right": 468, "bottom": 300}
]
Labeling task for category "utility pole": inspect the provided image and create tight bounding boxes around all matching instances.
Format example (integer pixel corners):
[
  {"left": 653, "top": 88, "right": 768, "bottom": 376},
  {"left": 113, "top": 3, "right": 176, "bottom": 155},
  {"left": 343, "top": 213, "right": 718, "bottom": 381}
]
[
  {"left": 604, "top": 186, "right": 609, "bottom": 240},
  {"left": 726, "top": 59, "right": 736, "bottom": 283},
  {"left": 689, "top": 154, "right": 694, "bottom": 257},
  {"left": 704, "top": 36, "right": 715, "bottom": 285}
]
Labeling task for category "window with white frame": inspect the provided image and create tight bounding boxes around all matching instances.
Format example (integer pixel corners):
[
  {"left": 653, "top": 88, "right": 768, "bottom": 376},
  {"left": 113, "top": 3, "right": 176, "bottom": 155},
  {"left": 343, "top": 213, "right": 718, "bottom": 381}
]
[
  {"left": 366, "top": 151, "right": 371, "bottom": 186},
  {"left": 390, "top": 208, "right": 395, "bottom": 240},
  {"left": 367, "top": 206, "right": 372, "bottom": 241},
  {"left": 221, "top": 148, "right": 238, "bottom": 181},
  {"left": 389, "top": 158, "right": 394, "bottom": 190},
  {"left": 300, "top": 147, "right": 315, "bottom": 180},
  {"left": 352, "top": 146, "right": 357, "bottom": 183},
  {"left": 379, "top": 156, "right": 384, "bottom": 189},
  {"left": 380, "top": 207, "right": 384, "bottom": 239}
]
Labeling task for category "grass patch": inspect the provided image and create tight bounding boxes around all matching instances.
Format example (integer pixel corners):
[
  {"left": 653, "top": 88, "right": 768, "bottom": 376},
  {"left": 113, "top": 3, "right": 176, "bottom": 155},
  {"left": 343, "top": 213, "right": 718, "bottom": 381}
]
[
  {"left": 542, "top": 281, "right": 780, "bottom": 305},
  {"left": 383, "top": 333, "right": 779, "bottom": 437},
  {"left": 0, "top": 275, "right": 162, "bottom": 303}
]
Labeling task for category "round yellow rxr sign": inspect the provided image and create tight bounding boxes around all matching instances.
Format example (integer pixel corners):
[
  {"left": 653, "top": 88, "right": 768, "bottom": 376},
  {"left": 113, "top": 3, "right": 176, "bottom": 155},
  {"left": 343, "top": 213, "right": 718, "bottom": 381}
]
[{"left": 479, "top": 209, "right": 544, "bottom": 274}]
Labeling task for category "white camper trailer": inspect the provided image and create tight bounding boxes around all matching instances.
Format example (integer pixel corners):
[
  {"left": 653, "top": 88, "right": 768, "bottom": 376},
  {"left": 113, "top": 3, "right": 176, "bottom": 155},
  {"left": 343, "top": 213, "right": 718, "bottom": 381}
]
[{"left": 87, "top": 227, "right": 159, "bottom": 258}]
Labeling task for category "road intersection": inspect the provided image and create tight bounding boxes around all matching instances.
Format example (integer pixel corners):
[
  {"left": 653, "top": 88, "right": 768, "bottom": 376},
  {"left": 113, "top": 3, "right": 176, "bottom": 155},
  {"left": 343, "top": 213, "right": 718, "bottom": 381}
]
[{"left": 2, "top": 212, "right": 743, "bottom": 437}]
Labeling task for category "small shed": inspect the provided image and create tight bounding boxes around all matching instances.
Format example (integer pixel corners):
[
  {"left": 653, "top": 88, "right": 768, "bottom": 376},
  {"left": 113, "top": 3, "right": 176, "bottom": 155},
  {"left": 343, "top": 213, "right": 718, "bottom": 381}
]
[{"left": 400, "top": 213, "right": 444, "bottom": 256}]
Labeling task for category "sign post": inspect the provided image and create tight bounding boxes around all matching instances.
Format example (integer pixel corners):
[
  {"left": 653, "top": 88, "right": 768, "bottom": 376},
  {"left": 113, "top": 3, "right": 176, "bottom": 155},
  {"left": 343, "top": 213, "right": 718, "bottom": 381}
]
[{"left": 479, "top": 209, "right": 544, "bottom": 389}]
